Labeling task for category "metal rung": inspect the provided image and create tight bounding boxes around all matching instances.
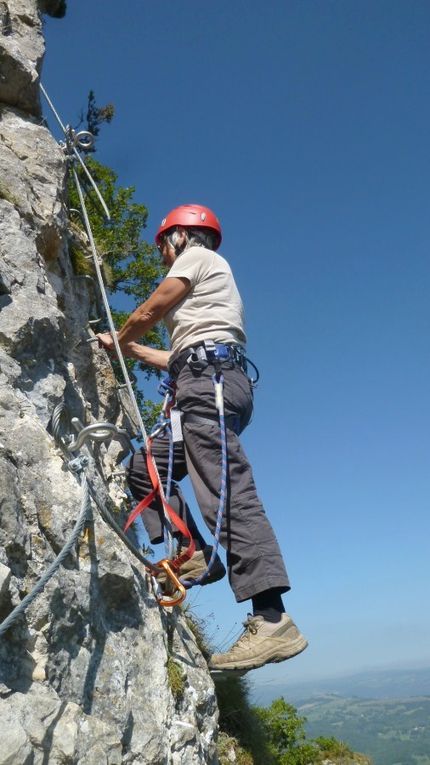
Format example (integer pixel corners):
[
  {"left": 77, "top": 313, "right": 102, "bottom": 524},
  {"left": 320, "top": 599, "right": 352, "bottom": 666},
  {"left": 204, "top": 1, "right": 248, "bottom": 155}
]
[{"left": 69, "top": 419, "right": 135, "bottom": 453}]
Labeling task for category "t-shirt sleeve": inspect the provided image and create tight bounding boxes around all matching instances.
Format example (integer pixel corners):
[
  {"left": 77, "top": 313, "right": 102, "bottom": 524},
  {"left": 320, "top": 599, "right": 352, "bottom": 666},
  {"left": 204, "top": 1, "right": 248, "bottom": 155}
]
[{"left": 166, "top": 247, "right": 210, "bottom": 288}]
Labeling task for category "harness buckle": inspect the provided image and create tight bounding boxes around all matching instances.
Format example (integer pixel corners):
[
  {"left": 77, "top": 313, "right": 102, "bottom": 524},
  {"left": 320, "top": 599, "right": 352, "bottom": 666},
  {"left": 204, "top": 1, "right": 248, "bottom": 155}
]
[
  {"left": 203, "top": 339, "right": 217, "bottom": 355},
  {"left": 186, "top": 345, "right": 208, "bottom": 372},
  {"left": 158, "top": 375, "right": 176, "bottom": 397}
]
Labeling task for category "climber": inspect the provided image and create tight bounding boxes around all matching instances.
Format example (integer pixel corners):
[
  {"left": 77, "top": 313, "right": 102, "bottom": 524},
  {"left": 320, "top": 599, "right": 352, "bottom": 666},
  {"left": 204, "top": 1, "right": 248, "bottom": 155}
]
[{"left": 96, "top": 204, "right": 308, "bottom": 672}]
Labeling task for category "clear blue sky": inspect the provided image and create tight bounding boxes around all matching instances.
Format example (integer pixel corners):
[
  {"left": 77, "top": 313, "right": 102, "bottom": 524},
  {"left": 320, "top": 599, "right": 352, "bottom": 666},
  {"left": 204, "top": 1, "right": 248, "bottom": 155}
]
[{"left": 43, "top": 1, "right": 430, "bottom": 698}]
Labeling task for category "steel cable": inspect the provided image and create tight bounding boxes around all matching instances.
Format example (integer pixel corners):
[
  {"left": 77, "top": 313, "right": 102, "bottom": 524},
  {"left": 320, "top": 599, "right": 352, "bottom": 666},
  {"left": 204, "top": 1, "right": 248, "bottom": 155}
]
[
  {"left": 50, "top": 402, "right": 162, "bottom": 575},
  {"left": 40, "top": 84, "right": 110, "bottom": 220},
  {"left": 0, "top": 472, "right": 90, "bottom": 637},
  {"left": 88, "top": 486, "right": 162, "bottom": 574}
]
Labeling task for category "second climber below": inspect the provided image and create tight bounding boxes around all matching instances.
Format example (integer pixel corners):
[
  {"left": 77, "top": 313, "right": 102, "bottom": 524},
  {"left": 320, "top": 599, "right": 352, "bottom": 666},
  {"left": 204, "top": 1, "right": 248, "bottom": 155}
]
[{"left": 97, "top": 203, "right": 308, "bottom": 672}]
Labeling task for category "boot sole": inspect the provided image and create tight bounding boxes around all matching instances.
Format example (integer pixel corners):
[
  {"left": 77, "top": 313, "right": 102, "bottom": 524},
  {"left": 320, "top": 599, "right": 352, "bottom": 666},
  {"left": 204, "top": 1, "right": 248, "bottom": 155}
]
[
  {"left": 210, "top": 669, "right": 249, "bottom": 679},
  {"left": 184, "top": 567, "right": 226, "bottom": 587},
  {"left": 158, "top": 563, "right": 226, "bottom": 589},
  {"left": 180, "top": 560, "right": 226, "bottom": 587},
  {"left": 209, "top": 635, "right": 308, "bottom": 672}
]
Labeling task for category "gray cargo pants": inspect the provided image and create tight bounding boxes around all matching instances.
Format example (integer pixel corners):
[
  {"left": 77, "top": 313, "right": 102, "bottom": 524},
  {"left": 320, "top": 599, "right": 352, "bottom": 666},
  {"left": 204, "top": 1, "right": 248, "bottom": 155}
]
[{"left": 127, "top": 362, "right": 290, "bottom": 602}]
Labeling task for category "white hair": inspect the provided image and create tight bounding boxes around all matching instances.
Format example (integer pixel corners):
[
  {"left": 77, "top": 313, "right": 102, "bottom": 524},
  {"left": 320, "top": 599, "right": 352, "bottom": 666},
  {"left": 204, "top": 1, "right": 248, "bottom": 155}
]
[
  {"left": 167, "top": 227, "right": 217, "bottom": 255},
  {"left": 185, "top": 227, "right": 217, "bottom": 251}
]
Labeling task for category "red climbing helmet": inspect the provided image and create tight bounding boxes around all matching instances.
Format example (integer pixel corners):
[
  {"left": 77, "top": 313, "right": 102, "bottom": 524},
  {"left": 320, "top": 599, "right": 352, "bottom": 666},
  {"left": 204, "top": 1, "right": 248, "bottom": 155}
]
[{"left": 155, "top": 204, "right": 222, "bottom": 250}]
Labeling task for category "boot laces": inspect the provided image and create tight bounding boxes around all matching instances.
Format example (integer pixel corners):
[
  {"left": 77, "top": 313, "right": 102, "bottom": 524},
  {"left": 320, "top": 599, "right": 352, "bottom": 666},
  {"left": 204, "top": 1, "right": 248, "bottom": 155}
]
[
  {"left": 227, "top": 616, "right": 260, "bottom": 655},
  {"left": 244, "top": 616, "right": 259, "bottom": 635}
]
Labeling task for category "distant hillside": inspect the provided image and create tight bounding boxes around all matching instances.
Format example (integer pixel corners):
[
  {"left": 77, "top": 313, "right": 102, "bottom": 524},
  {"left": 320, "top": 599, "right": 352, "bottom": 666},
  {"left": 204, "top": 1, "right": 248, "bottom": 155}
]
[
  {"left": 252, "top": 667, "right": 430, "bottom": 706},
  {"left": 299, "top": 694, "right": 430, "bottom": 765}
]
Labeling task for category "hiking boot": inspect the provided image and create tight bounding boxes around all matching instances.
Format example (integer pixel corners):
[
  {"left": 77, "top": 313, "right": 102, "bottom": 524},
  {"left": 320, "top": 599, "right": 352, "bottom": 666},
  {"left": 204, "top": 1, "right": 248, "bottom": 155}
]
[
  {"left": 208, "top": 613, "right": 308, "bottom": 672},
  {"left": 157, "top": 546, "right": 226, "bottom": 590},
  {"left": 179, "top": 547, "right": 226, "bottom": 585}
]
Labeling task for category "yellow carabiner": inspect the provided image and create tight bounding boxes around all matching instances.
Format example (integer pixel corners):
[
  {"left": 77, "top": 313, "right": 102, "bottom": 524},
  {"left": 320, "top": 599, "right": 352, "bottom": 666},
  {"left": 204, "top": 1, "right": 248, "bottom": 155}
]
[{"left": 155, "top": 559, "right": 187, "bottom": 608}]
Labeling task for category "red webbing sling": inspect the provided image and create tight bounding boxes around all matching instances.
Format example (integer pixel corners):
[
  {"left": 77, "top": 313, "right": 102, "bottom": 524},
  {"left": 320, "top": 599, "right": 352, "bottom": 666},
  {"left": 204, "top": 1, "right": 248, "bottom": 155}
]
[{"left": 123, "top": 436, "right": 196, "bottom": 571}]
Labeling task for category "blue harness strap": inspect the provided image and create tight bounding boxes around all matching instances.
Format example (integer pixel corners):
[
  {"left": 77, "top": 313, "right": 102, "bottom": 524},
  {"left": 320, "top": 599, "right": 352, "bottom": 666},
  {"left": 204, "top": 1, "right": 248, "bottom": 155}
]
[{"left": 180, "top": 369, "right": 228, "bottom": 588}]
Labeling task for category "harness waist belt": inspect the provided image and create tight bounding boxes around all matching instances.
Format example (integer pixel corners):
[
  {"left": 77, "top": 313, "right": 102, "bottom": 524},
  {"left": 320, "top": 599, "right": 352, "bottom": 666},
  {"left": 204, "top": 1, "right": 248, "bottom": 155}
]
[{"left": 169, "top": 341, "right": 247, "bottom": 379}]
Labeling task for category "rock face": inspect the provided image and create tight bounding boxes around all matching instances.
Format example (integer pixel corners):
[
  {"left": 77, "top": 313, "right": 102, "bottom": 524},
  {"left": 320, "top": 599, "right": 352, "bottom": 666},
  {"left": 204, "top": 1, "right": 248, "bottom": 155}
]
[{"left": 0, "top": 2, "right": 218, "bottom": 763}]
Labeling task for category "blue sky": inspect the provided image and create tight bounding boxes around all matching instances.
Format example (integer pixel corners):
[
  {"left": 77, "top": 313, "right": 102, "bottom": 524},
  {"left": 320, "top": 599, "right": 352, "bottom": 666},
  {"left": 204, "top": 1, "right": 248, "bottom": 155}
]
[{"left": 43, "top": 1, "right": 430, "bottom": 697}]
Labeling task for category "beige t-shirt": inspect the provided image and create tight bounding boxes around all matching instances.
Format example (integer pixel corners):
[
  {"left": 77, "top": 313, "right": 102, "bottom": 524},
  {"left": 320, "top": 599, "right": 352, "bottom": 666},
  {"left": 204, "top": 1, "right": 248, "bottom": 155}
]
[{"left": 164, "top": 245, "right": 247, "bottom": 358}]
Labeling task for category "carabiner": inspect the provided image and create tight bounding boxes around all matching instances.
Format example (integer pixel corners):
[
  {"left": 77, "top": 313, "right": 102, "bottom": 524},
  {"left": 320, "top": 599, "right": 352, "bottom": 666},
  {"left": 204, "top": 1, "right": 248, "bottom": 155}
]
[{"left": 155, "top": 559, "right": 186, "bottom": 608}]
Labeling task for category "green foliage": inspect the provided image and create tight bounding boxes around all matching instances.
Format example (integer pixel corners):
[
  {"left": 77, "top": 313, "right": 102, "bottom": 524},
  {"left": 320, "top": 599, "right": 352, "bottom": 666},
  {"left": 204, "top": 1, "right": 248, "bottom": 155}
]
[
  {"left": 255, "top": 698, "right": 316, "bottom": 764},
  {"left": 166, "top": 656, "right": 185, "bottom": 704},
  {"left": 216, "top": 673, "right": 275, "bottom": 764},
  {"left": 68, "top": 157, "right": 164, "bottom": 316},
  {"left": 85, "top": 90, "right": 115, "bottom": 141},
  {"left": 253, "top": 697, "right": 365, "bottom": 765},
  {"left": 314, "top": 735, "right": 354, "bottom": 757},
  {"left": 217, "top": 732, "right": 255, "bottom": 765},
  {"left": 69, "top": 242, "right": 93, "bottom": 276},
  {"left": 182, "top": 609, "right": 212, "bottom": 661},
  {"left": 67, "top": 153, "right": 167, "bottom": 405}
]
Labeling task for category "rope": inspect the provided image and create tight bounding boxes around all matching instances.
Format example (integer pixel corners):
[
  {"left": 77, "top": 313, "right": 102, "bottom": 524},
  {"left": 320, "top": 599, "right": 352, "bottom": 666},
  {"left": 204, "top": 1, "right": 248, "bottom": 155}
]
[
  {"left": 0, "top": 470, "right": 90, "bottom": 637},
  {"left": 165, "top": 424, "right": 174, "bottom": 502},
  {"left": 150, "top": 399, "right": 175, "bottom": 551}
]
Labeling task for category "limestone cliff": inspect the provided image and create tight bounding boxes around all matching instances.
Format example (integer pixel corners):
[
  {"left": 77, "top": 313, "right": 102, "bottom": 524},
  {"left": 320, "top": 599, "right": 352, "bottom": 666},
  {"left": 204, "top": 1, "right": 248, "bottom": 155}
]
[{"left": 0, "top": 2, "right": 217, "bottom": 763}]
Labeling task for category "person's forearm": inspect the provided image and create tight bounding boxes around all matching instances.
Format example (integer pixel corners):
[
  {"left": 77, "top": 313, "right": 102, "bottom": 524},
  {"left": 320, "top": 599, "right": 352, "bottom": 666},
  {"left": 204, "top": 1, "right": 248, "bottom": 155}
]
[
  {"left": 117, "top": 303, "right": 160, "bottom": 345},
  {"left": 122, "top": 342, "right": 170, "bottom": 371},
  {"left": 117, "top": 277, "right": 190, "bottom": 345}
]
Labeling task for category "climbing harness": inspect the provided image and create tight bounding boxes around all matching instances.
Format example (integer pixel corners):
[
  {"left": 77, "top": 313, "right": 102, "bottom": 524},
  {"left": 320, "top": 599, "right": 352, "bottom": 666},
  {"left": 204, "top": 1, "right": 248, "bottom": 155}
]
[
  {"left": 169, "top": 340, "right": 259, "bottom": 386},
  {"left": 126, "top": 337, "right": 259, "bottom": 589},
  {"left": 174, "top": 341, "right": 259, "bottom": 583},
  {"left": 128, "top": 348, "right": 233, "bottom": 590}
]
